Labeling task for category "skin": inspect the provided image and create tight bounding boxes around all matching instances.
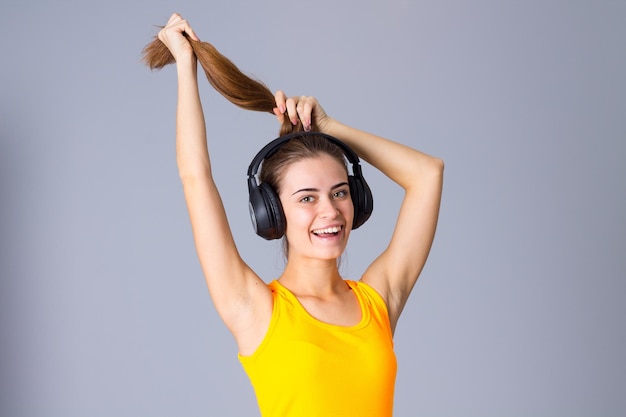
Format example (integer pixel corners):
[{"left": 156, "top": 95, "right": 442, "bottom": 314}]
[{"left": 158, "top": 13, "right": 444, "bottom": 357}]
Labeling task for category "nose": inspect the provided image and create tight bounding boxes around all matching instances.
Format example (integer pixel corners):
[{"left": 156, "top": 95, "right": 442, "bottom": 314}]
[{"left": 318, "top": 196, "right": 339, "bottom": 219}]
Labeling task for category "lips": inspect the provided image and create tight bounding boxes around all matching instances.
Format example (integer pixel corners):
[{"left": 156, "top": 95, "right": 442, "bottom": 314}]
[{"left": 311, "top": 225, "right": 343, "bottom": 236}]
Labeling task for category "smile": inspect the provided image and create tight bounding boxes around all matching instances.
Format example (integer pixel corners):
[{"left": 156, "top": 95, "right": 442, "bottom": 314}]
[{"left": 311, "top": 225, "right": 343, "bottom": 236}]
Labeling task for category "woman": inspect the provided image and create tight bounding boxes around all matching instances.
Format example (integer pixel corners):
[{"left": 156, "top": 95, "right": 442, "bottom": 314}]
[{"left": 145, "top": 13, "right": 444, "bottom": 417}]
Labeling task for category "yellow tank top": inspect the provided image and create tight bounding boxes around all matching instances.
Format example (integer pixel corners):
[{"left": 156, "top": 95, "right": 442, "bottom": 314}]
[{"left": 238, "top": 280, "right": 397, "bottom": 417}]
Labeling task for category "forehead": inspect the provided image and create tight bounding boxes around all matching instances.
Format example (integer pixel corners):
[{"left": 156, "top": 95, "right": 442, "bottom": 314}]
[{"left": 279, "top": 155, "right": 348, "bottom": 192}]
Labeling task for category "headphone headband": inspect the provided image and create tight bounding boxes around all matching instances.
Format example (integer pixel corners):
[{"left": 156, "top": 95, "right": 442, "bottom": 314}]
[{"left": 247, "top": 131, "right": 362, "bottom": 179}]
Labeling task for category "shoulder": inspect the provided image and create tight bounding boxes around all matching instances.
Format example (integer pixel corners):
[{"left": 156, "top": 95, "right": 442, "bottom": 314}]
[{"left": 350, "top": 280, "right": 388, "bottom": 312}]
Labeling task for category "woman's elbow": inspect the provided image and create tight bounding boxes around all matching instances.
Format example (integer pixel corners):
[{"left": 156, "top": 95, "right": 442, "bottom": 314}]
[
  {"left": 432, "top": 156, "right": 445, "bottom": 173},
  {"left": 423, "top": 155, "right": 444, "bottom": 179}
]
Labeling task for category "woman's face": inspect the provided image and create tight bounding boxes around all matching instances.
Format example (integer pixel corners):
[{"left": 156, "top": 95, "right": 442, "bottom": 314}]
[{"left": 278, "top": 155, "right": 354, "bottom": 262}]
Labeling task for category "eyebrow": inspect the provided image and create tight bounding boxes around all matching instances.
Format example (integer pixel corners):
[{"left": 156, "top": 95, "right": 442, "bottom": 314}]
[{"left": 291, "top": 182, "right": 349, "bottom": 196}]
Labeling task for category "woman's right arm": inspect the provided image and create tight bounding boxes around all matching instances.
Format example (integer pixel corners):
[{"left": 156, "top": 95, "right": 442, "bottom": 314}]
[{"left": 158, "top": 14, "right": 272, "bottom": 350}]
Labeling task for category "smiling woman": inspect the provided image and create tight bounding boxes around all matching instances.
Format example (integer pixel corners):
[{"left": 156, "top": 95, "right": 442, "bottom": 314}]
[{"left": 143, "top": 12, "right": 444, "bottom": 417}]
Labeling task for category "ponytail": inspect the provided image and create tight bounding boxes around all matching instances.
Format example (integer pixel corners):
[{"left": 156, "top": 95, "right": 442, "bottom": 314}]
[{"left": 142, "top": 31, "right": 308, "bottom": 135}]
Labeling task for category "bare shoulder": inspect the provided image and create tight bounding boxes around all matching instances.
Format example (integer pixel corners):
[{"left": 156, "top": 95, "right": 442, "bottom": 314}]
[{"left": 360, "top": 269, "right": 393, "bottom": 310}]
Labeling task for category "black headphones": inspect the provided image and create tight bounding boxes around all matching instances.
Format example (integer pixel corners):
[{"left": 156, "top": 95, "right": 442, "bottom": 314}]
[{"left": 247, "top": 131, "right": 373, "bottom": 240}]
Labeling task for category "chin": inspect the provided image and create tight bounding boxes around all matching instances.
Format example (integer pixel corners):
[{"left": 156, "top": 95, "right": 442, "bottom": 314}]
[
  {"left": 311, "top": 244, "right": 348, "bottom": 261},
  {"left": 289, "top": 244, "right": 346, "bottom": 263}
]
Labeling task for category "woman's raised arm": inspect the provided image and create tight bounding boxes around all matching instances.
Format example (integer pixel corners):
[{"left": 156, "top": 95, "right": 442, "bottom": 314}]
[{"left": 156, "top": 14, "right": 272, "bottom": 350}]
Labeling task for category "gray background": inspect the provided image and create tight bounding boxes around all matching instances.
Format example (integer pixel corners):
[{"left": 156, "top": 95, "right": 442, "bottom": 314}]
[{"left": 1, "top": 1, "right": 624, "bottom": 416}]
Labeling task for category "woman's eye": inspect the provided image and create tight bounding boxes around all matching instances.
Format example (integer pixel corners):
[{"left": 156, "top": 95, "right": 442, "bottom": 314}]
[
  {"left": 333, "top": 190, "right": 348, "bottom": 198},
  {"left": 300, "top": 196, "right": 314, "bottom": 203}
]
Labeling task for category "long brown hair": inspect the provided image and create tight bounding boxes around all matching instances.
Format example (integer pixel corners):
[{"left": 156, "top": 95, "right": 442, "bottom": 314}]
[
  {"left": 142, "top": 28, "right": 348, "bottom": 187},
  {"left": 142, "top": 32, "right": 309, "bottom": 136}
]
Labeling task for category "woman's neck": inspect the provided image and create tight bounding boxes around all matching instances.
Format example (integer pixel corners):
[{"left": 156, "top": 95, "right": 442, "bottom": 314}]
[{"left": 279, "top": 256, "right": 345, "bottom": 296}]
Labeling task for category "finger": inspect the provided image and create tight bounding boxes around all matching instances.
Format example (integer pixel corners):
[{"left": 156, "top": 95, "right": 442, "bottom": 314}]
[
  {"left": 177, "top": 17, "right": 200, "bottom": 41},
  {"left": 166, "top": 12, "right": 183, "bottom": 26},
  {"left": 274, "top": 90, "right": 287, "bottom": 114},
  {"left": 159, "top": 17, "right": 197, "bottom": 44},
  {"left": 298, "top": 96, "right": 315, "bottom": 131},
  {"left": 174, "top": 18, "right": 196, "bottom": 39},
  {"left": 163, "top": 13, "right": 194, "bottom": 34},
  {"left": 273, "top": 107, "right": 286, "bottom": 124},
  {"left": 159, "top": 16, "right": 185, "bottom": 40},
  {"left": 185, "top": 27, "right": 200, "bottom": 41},
  {"left": 285, "top": 97, "right": 299, "bottom": 125}
]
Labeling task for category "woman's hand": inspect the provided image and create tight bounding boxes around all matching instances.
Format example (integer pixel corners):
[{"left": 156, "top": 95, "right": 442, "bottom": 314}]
[
  {"left": 273, "top": 91, "right": 334, "bottom": 133},
  {"left": 157, "top": 13, "right": 200, "bottom": 63}
]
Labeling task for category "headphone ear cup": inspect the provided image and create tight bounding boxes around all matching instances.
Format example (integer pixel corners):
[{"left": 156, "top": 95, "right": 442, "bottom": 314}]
[
  {"left": 258, "top": 182, "right": 285, "bottom": 240},
  {"left": 349, "top": 175, "right": 373, "bottom": 229},
  {"left": 248, "top": 181, "right": 285, "bottom": 240},
  {"left": 248, "top": 182, "right": 270, "bottom": 239}
]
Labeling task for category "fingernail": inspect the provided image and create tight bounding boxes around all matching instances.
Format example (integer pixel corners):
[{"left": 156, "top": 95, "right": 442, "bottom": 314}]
[{"left": 280, "top": 105, "right": 286, "bottom": 113}]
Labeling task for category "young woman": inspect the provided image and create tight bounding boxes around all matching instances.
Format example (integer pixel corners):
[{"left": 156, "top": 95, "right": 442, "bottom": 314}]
[{"left": 145, "top": 13, "right": 444, "bottom": 417}]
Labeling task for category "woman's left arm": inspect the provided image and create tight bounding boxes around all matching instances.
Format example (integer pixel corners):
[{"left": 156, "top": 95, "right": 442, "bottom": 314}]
[
  {"left": 329, "top": 121, "right": 444, "bottom": 332},
  {"left": 275, "top": 93, "right": 444, "bottom": 332}
]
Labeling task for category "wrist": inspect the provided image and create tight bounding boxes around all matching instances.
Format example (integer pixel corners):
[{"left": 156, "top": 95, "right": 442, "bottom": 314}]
[
  {"left": 175, "top": 60, "right": 198, "bottom": 85},
  {"left": 321, "top": 117, "right": 342, "bottom": 136},
  {"left": 175, "top": 52, "right": 197, "bottom": 72}
]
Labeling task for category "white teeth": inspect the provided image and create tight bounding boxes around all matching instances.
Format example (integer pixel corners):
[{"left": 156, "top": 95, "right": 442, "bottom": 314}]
[{"left": 312, "top": 226, "right": 342, "bottom": 235}]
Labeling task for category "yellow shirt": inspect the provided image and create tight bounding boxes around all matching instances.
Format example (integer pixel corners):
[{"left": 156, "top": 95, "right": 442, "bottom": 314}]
[{"left": 239, "top": 280, "right": 397, "bottom": 417}]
